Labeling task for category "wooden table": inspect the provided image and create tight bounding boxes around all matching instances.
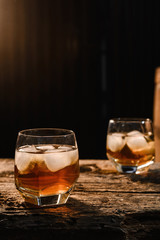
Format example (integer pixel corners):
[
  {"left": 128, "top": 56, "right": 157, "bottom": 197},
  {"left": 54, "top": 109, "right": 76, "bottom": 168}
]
[{"left": 1, "top": 159, "right": 160, "bottom": 240}]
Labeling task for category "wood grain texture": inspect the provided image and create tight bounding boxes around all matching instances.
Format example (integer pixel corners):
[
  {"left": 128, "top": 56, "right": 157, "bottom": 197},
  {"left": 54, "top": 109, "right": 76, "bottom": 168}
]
[
  {"left": 154, "top": 67, "right": 160, "bottom": 162},
  {"left": 1, "top": 159, "right": 160, "bottom": 239}
]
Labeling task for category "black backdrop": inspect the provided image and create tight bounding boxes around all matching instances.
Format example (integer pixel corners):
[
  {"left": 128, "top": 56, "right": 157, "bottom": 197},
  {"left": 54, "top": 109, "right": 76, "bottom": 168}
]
[{"left": 0, "top": 0, "right": 159, "bottom": 158}]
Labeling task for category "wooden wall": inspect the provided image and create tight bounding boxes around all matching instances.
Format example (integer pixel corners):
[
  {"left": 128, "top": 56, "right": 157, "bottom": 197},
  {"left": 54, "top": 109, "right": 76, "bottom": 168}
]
[{"left": 0, "top": 0, "right": 158, "bottom": 158}]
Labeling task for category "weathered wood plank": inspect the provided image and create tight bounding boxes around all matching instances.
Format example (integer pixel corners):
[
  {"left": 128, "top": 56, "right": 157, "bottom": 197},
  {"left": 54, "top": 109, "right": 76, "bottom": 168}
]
[{"left": 0, "top": 159, "right": 160, "bottom": 239}]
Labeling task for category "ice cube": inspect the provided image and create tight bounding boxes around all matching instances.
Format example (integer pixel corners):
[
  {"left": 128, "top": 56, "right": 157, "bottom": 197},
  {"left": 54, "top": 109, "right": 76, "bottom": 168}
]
[
  {"left": 127, "top": 130, "right": 143, "bottom": 136},
  {"left": 70, "top": 148, "right": 79, "bottom": 164},
  {"left": 15, "top": 145, "right": 44, "bottom": 173},
  {"left": 107, "top": 133, "right": 125, "bottom": 152},
  {"left": 15, "top": 151, "right": 32, "bottom": 173},
  {"left": 44, "top": 148, "right": 78, "bottom": 172},
  {"left": 133, "top": 141, "right": 155, "bottom": 155},
  {"left": 35, "top": 144, "right": 56, "bottom": 152},
  {"left": 58, "top": 146, "right": 71, "bottom": 151},
  {"left": 19, "top": 145, "right": 37, "bottom": 153},
  {"left": 126, "top": 134, "right": 148, "bottom": 151}
]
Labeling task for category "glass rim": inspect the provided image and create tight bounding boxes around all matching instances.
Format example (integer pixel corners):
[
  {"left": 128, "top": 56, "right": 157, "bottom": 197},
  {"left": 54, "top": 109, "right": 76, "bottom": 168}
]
[
  {"left": 109, "top": 118, "right": 152, "bottom": 123},
  {"left": 18, "top": 128, "right": 74, "bottom": 138}
]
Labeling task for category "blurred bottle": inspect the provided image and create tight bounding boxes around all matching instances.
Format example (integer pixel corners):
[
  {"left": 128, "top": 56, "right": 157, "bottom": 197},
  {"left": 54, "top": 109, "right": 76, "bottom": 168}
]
[{"left": 153, "top": 67, "right": 160, "bottom": 162}]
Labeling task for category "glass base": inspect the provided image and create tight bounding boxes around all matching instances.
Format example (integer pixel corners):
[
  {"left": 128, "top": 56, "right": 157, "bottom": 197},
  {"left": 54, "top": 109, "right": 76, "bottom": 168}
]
[
  {"left": 111, "top": 159, "right": 154, "bottom": 174},
  {"left": 18, "top": 187, "right": 72, "bottom": 206}
]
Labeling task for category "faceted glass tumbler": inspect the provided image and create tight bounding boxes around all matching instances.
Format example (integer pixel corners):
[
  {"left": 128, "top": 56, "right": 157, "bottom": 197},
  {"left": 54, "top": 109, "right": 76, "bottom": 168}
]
[
  {"left": 106, "top": 118, "right": 155, "bottom": 174},
  {"left": 15, "top": 128, "right": 79, "bottom": 206}
]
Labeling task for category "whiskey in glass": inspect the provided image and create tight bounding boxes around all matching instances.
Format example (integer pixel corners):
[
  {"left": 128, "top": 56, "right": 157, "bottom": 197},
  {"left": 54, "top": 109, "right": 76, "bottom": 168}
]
[
  {"left": 15, "top": 128, "right": 79, "bottom": 206},
  {"left": 106, "top": 118, "right": 155, "bottom": 174}
]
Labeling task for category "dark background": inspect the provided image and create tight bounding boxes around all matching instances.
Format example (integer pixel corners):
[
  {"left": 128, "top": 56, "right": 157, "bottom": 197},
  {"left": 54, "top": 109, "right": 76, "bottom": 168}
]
[{"left": 0, "top": 0, "right": 159, "bottom": 159}]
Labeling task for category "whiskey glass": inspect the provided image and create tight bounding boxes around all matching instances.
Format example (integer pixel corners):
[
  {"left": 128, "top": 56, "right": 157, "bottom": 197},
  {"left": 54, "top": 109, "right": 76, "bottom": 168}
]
[
  {"left": 15, "top": 128, "right": 79, "bottom": 206},
  {"left": 106, "top": 118, "right": 155, "bottom": 174}
]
